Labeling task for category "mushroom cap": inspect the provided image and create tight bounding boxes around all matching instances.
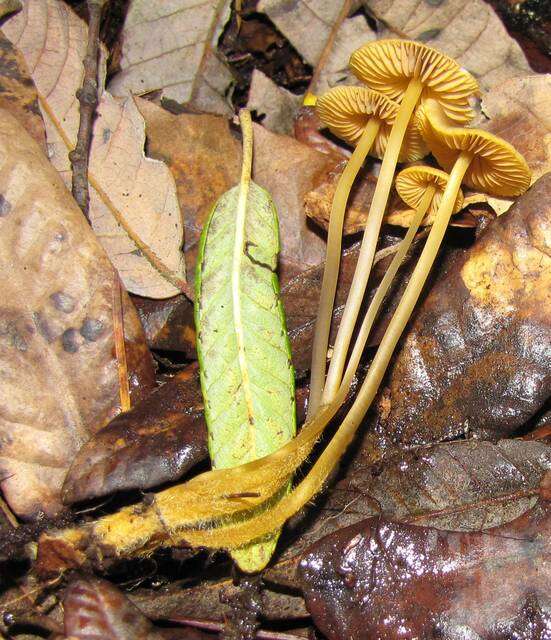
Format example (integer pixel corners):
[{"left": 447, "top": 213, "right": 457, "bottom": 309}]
[
  {"left": 316, "top": 85, "right": 428, "bottom": 161},
  {"left": 395, "top": 165, "right": 464, "bottom": 224},
  {"left": 420, "top": 99, "right": 532, "bottom": 196},
  {"left": 349, "top": 39, "right": 479, "bottom": 125}
]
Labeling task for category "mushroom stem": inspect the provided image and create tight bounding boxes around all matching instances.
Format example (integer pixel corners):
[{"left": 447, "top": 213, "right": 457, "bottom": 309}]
[
  {"left": 324, "top": 79, "right": 424, "bottom": 398},
  {"left": 180, "top": 155, "right": 473, "bottom": 550},
  {"left": 308, "top": 118, "right": 382, "bottom": 416},
  {"left": 322, "top": 185, "right": 435, "bottom": 405}
]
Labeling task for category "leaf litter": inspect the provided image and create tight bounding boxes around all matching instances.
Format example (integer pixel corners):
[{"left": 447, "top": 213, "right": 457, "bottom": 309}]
[{"left": 0, "top": 0, "right": 550, "bottom": 639}]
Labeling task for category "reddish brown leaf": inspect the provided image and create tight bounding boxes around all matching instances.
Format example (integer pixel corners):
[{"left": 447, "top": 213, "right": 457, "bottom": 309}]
[
  {"left": 382, "top": 173, "right": 551, "bottom": 445},
  {"left": 266, "top": 438, "right": 551, "bottom": 588},
  {"left": 62, "top": 367, "right": 311, "bottom": 504},
  {"left": 299, "top": 502, "right": 550, "bottom": 639},
  {"left": 64, "top": 576, "right": 209, "bottom": 640},
  {"left": 138, "top": 98, "right": 339, "bottom": 285},
  {"left": 62, "top": 365, "right": 207, "bottom": 504}
]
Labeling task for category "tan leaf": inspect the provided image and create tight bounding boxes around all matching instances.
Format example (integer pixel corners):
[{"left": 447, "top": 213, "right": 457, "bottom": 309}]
[
  {"left": 466, "top": 74, "right": 551, "bottom": 216},
  {"left": 259, "top": 0, "right": 375, "bottom": 93},
  {"left": 3, "top": 0, "right": 186, "bottom": 299},
  {"left": 363, "top": 0, "right": 531, "bottom": 92},
  {"left": 0, "top": 109, "right": 155, "bottom": 519},
  {"left": 0, "top": 31, "right": 45, "bottom": 147},
  {"left": 246, "top": 69, "right": 301, "bottom": 136},
  {"left": 109, "top": 0, "right": 233, "bottom": 116}
]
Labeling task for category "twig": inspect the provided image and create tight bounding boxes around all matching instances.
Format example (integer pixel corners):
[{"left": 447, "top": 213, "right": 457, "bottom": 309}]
[
  {"left": 167, "top": 617, "right": 304, "bottom": 640},
  {"left": 112, "top": 273, "right": 131, "bottom": 413},
  {"left": 306, "top": 0, "right": 353, "bottom": 98},
  {"left": 0, "top": 493, "right": 18, "bottom": 528},
  {"left": 69, "top": 0, "right": 106, "bottom": 220}
]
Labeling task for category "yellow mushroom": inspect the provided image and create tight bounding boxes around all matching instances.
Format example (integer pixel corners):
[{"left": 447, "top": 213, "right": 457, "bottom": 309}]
[
  {"left": 324, "top": 40, "right": 478, "bottom": 403},
  {"left": 309, "top": 85, "right": 425, "bottom": 415}
]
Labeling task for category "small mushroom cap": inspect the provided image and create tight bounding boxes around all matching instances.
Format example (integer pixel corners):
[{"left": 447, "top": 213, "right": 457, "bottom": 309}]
[
  {"left": 350, "top": 39, "right": 479, "bottom": 125},
  {"left": 420, "top": 99, "right": 532, "bottom": 196},
  {"left": 395, "top": 165, "right": 464, "bottom": 223},
  {"left": 316, "top": 85, "right": 427, "bottom": 161}
]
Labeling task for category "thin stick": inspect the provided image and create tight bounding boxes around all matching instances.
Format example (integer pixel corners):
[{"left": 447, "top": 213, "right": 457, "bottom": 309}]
[
  {"left": 0, "top": 493, "right": 18, "bottom": 528},
  {"left": 305, "top": 0, "right": 353, "bottom": 100},
  {"left": 70, "top": 0, "right": 106, "bottom": 220},
  {"left": 168, "top": 617, "right": 304, "bottom": 640},
  {"left": 112, "top": 273, "right": 131, "bottom": 412}
]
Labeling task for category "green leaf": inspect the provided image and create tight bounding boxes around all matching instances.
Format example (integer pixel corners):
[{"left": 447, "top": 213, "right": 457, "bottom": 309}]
[{"left": 194, "top": 146, "right": 296, "bottom": 572}]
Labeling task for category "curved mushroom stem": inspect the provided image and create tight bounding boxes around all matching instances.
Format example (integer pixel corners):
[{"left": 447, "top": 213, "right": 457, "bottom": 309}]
[
  {"left": 180, "top": 155, "right": 472, "bottom": 550},
  {"left": 324, "top": 79, "right": 424, "bottom": 398},
  {"left": 308, "top": 118, "right": 382, "bottom": 417},
  {"left": 322, "top": 185, "right": 435, "bottom": 405}
]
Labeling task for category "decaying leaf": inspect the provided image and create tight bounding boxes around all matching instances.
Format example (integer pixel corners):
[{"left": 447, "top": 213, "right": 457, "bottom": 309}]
[
  {"left": 305, "top": 162, "right": 379, "bottom": 235},
  {"left": 109, "top": 0, "right": 233, "bottom": 116},
  {"left": 259, "top": 0, "right": 375, "bottom": 93},
  {"left": 299, "top": 500, "right": 550, "bottom": 639},
  {"left": 382, "top": 173, "right": 551, "bottom": 446},
  {"left": 246, "top": 69, "right": 301, "bottom": 135},
  {"left": 62, "top": 366, "right": 206, "bottom": 505},
  {"left": 0, "top": 31, "right": 45, "bottom": 147},
  {"left": 3, "top": 0, "right": 186, "bottom": 298},
  {"left": 64, "top": 577, "right": 206, "bottom": 640},
  {"left": 363, "top": 0, "right": 531, "bottom": 91},
  {"left": 483, "top": 74, "right": 551, "bottom": 182},
  {"left": 63, "top": 364, "right": 310, "bottom": 505},
  {"left": 135, "top": 98, "right": 241, "bottom": 280},
  {"left": 266, "top": 438, "right": 551, "bottom": 586},
  {"left": 0, "top": 109, "right": 155, "bottom": 520}
]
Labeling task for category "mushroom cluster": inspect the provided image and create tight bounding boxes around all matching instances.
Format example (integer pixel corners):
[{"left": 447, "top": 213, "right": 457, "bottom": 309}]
[
  {"left": 106, "top": 40, "right": 532, "bottom": 557},
  {"left": 310, "top": 39, "right": 531, "bottom": 415}
]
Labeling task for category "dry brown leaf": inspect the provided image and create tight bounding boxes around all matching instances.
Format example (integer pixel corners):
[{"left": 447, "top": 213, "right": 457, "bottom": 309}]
[
  {"left": 483, "top": 74, "right": 551, "bottom": 181},
  {"left": 135, "top": 98, "right": 242, "bottom": 279},
  {"left": 138, "top": 99, "right": 334, "bottom": 283},
  {"left": 109, "top": 0, "right": 233, "bottom": 116},
  {"left": 305, "top": 161, "right": 378, "bottom": 235},
  {"left": 363, "top": 0, "right": 531, "bottom": 92},
  {"left": 0, "top": 31, "right": 44, "bottom": 147},
  {"left": 462, "top": 74, "right": 551, "bottom": 216},
  {"left": 259, "top": 0, "right": 374, "bottom": 94},
  {"left": 0, "top": 109, "right": 155, "bottom": 520},
  {"left": 246, "top": 69, "right": 301, "bottom": 135},
  {"left": 3, "top": 0, "right": 186, "bottom": 299}
]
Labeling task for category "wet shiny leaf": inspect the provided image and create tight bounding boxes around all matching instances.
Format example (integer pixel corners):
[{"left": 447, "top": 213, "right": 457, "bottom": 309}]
[
  {"left": 299, "top": 500, "right": 550, "bottom": 639},
  {"left": 382, "top": 173, "right": 551, "bottom": 445}
]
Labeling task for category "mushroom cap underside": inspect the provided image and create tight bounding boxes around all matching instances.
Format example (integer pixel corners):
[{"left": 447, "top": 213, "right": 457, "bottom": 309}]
[
  {"left": 421, "top": 100, "right": 531, "bottom": 196},
  {"left": 395, "top": 165, "right": 464, "bottom": 220},
  {"left": 350, "top": 39, "right": 479, "bottom": 125},
  {"left": 316, "top": 85, "right": 427, "bottom": 161}
]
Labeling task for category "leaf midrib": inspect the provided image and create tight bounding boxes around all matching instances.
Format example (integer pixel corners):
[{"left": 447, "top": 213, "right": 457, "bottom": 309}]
[{"left": 231, "top": 169, "right": 256, "bottom": 459}]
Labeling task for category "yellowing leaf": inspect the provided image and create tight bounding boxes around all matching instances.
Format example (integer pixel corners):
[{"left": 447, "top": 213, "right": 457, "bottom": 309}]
[
  {"left": 0, "top": 109, "right": 154, "bottom": 519},
  {"left": 109, "top": 0, "right": 233, "bottom": 116},
  {"left": 3, "top": 0, "right": 186, "bottom": 299}
]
